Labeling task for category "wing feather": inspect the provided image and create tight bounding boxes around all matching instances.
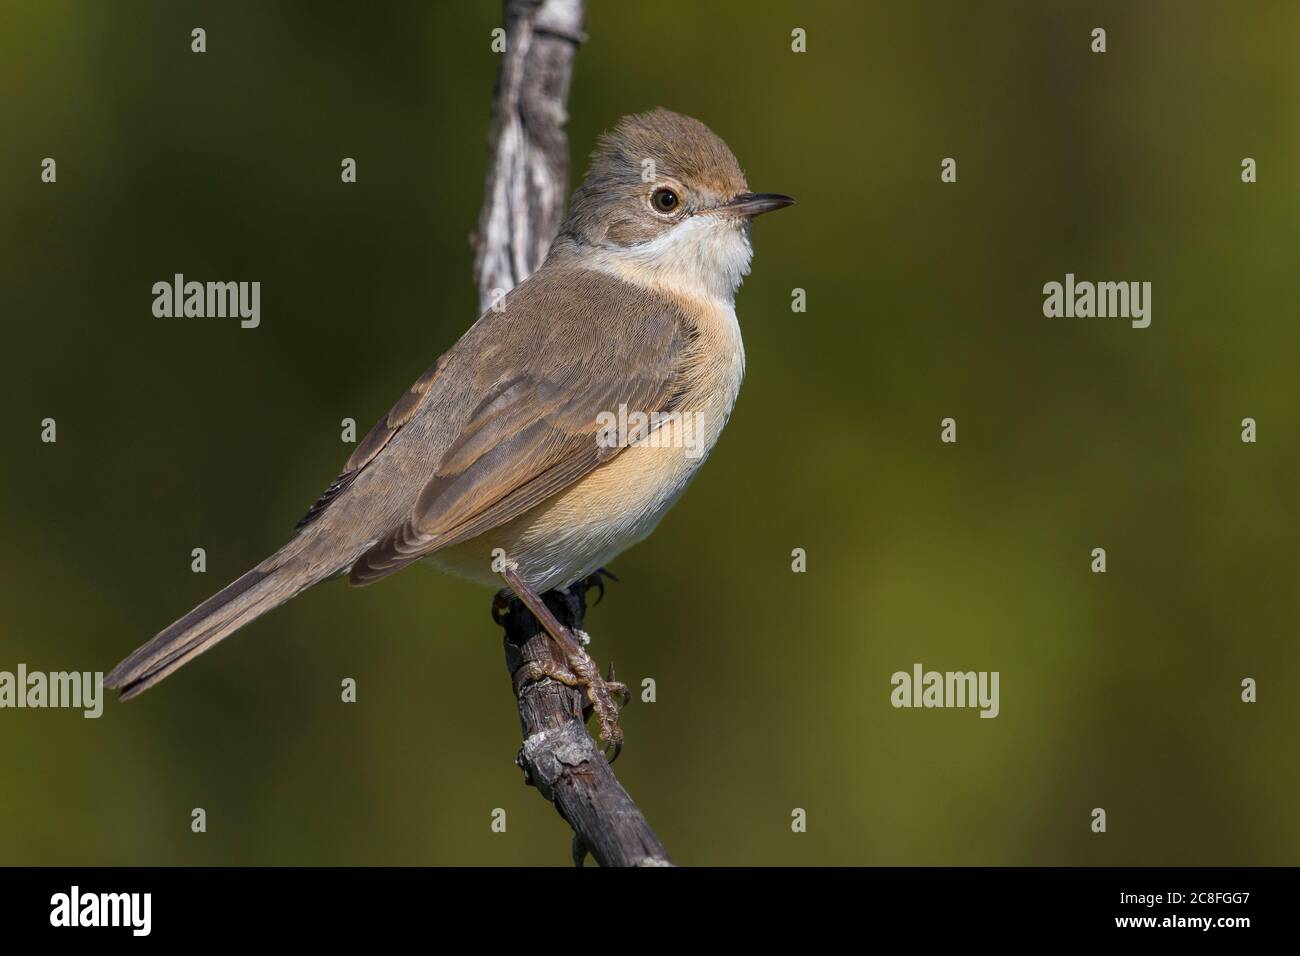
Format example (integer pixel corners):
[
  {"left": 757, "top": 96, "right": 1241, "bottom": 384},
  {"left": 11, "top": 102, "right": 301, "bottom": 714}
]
[
  {"left": 295, "top": 354, "right": 449, "bottom": 529},
  {"left": 347, "top": 269, "right": 695, "bottom": 585}
]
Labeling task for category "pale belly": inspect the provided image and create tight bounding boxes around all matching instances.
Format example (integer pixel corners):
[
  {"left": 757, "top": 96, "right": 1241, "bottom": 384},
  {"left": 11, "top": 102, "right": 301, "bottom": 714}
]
[{"left": 425, "top": 412, "right": 724, "bottom": 592}]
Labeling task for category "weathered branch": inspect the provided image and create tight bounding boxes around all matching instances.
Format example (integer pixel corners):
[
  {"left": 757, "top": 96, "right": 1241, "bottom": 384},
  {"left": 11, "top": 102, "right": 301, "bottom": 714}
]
[
  {"left": 474, "top": 0, "right": 673, "bottom": 866},
  {"left": 500, "top": 584, "right": 673, "bottom": 867},
  {"left": 473, "top": 0, "right": 585, "bottom": 312}
]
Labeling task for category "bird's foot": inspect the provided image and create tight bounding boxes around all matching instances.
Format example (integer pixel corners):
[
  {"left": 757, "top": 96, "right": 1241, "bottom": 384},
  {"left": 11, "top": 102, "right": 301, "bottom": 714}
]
[
  {"left": 512, "top": 647, "right": 628, "bottom": 761},
  {"left": 502, "top": 568, "right": 628, "bottom": 760},
  {"left": 583, "top": 659, "right": 630, "bottom": 762}
]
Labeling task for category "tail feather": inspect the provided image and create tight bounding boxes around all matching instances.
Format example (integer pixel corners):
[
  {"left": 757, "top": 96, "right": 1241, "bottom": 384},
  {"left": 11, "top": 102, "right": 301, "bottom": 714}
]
[{"left": 106, "top": 538, "right": 344, "bottom": 700}]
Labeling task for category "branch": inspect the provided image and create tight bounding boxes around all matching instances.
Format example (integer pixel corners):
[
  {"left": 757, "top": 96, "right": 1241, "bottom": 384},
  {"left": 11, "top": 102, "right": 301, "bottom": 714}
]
[
  {"left": 500, "top": 584, "right": 673, "bottom": 867},
  {"left": 474, "top": 0, "right": 674, "bottom": 867},
  {"left": 473, "top": 0, "right": 585, "bottom": 313}
]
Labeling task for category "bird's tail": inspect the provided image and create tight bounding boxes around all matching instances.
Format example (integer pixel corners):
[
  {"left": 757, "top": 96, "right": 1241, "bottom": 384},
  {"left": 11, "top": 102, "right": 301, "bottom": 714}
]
[{"left": 106, "top": 533, "right": 350, "bottom": 701}]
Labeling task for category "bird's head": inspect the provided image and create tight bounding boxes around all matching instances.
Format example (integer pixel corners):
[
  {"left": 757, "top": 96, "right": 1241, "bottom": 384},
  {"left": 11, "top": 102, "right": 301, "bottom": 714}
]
[{"left": 559, "top": 109, "right": 794, "bottom": 301}]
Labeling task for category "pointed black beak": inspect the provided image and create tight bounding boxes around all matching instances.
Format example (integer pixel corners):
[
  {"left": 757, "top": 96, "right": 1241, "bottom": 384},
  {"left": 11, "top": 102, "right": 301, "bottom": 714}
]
[{"left": 714, "top": 192, "right": 796, "bottom": 218}]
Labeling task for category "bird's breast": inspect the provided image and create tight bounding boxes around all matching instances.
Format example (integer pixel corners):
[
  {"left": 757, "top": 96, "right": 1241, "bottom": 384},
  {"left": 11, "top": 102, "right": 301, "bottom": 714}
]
[{"left": 430, "top": 297, "right": 745, "bottom": 593}]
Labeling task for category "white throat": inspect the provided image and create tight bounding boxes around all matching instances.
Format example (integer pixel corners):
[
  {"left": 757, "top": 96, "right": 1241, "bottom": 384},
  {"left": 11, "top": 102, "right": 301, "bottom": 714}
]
[{"left": 588, "top": 216, "right": 754, "bottom": 305}]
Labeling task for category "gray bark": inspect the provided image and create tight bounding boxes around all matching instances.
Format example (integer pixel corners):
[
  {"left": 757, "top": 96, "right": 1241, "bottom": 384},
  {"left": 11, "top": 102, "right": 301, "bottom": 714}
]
[{"left": 473, "top": 0, "right": 586, "bottom": 313}]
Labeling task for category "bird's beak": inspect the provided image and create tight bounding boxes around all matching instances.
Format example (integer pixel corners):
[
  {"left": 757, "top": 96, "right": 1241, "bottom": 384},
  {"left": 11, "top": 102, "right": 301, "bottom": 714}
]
[{"left": 713, "top": 192, "right": 796, "bottom": 219}]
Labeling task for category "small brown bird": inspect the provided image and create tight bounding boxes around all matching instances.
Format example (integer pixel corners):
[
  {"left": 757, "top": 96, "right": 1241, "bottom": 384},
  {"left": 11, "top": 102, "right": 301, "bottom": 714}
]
[{"left": 107, "top": 109, "right": 793, "bottom": 751}]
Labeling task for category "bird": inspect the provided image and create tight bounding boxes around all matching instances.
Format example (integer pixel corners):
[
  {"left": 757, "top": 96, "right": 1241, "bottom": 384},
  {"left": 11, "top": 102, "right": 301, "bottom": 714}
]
[{"left": 106, "top": 108, "right": 794, "bottom": 753}]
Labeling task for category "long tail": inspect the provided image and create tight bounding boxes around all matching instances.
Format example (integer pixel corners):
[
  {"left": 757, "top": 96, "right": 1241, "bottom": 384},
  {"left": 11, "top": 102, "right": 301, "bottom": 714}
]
[{"left": 105, "top": 534, "right": 348, "bottom": 701}]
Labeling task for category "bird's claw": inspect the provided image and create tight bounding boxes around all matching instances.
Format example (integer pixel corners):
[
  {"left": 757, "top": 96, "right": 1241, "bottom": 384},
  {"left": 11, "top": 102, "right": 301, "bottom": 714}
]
[
  {"left": 511, "top": 652, "right": 627, "bottom": 762},
  {"left": 499, "top": 567, "right": 628, "bottom": 760},
  {"left": 580, "top": 567, "right": 620, "bottom": 606},
  {"left": 582, "top": 663, "right": 627, "bottom": 763}
]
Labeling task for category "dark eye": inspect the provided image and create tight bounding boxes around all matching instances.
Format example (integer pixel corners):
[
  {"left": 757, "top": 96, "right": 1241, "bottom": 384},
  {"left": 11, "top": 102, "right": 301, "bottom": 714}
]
[{"left": 651, "top": 188, "right": 679, "bottom": 212}]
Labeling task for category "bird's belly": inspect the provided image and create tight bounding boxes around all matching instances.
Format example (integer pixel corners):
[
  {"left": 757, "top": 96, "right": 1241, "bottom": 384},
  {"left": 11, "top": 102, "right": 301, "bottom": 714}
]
[{"left": 427, "top": 407, "right": 729, "bottom": 592}]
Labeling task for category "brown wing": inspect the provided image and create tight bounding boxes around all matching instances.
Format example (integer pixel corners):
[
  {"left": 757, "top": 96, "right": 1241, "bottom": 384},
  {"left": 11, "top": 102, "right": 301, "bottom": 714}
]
[
  {"left": 295, "top": 354, "right": 451, "bottom": 530},
  {"left": 347, "top": 269, "right": 696, "bottom": 585}
]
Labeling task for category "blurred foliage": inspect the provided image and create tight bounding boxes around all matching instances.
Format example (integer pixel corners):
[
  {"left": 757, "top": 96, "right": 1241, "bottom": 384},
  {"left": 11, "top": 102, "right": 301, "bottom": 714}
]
[{"left": 0, "top": 0, "right": 1297, "bottom": 865}]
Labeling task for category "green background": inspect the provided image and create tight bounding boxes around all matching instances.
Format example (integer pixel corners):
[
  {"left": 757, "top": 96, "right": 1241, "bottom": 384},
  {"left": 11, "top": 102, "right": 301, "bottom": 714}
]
[{"left": 1, "top": 0, "right": 1296, "bottom": 865}]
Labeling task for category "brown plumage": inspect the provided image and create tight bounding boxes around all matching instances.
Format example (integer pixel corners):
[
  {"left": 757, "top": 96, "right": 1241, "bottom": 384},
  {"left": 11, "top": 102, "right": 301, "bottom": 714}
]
[{"left": 106, "top": 109, "right": 792, "bottom": 701}]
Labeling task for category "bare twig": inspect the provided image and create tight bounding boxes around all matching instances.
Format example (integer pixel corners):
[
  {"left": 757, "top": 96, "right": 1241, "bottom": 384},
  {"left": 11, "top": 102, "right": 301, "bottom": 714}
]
[{"left": 474, "top": 0, "right": 674, "bottom": 866}]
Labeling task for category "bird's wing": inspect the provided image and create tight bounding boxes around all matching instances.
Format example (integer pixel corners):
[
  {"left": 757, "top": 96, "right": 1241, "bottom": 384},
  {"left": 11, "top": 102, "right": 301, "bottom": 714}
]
[
  {"left": 296, "top": 355, "right": 450, "bottom": 530},
  {"left": 336, "top": 265, "right": 697, "bottom": 585}
]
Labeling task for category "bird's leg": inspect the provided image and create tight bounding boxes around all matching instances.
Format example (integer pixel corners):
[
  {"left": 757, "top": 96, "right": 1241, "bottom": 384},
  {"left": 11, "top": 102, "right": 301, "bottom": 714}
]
[{"left": 501, "top": 567, "right": 628, "bottom": 759}]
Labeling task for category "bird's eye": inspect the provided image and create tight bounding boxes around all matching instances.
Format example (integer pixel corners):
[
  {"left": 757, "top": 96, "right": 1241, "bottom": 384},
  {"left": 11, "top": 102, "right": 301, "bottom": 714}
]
[{"left": 651, "top": 188, "right": 679, "bottom": 213}]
